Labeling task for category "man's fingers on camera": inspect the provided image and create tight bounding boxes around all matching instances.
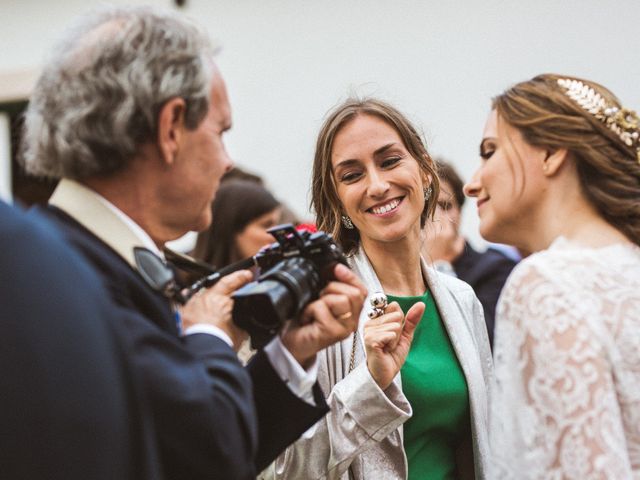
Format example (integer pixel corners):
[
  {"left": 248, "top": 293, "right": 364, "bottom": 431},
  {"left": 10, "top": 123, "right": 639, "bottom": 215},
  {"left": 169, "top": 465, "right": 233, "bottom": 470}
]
[
  {"left": 299, "top": 298, "right": 323, "bottom": 326},
  {"left": 302, "top": 299, "right": 353, "bottom": 338},
  {"left": 321, "top": 278, "right": 362, "bottom": 295},
  {"left": 331, "top": 264, "right": 367, "bottom": 296},
  {"left": 211, "top": 270, "right": 253, "bottom": 296},
  {"left": 203, "top": 292, "right": 232, "bottom": 312},
  {"left": 321, "top": 281, "right": 366, "bottom": 313},
  {"left": 319, "top": 294, "right": 352, "bottom": 322}
]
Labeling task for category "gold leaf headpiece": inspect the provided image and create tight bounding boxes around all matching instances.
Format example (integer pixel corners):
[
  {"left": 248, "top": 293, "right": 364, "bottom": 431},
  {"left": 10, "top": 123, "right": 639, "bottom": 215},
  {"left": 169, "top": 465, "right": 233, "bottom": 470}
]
[{"left": 557, "top": 78, "right": 640, "bottom": 164}]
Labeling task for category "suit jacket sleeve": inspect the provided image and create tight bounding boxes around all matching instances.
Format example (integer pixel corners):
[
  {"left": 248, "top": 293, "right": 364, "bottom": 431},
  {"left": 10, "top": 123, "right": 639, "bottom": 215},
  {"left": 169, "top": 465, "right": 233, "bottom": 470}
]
[
  {"left": 248, "top": 349, "right": 329, "bottom": 471},
  {"left": 117, "top": 305, "right": 258, "bottom": 480},
  {"left": 110, "top": 288, "right": 329, "bottom": 479}
]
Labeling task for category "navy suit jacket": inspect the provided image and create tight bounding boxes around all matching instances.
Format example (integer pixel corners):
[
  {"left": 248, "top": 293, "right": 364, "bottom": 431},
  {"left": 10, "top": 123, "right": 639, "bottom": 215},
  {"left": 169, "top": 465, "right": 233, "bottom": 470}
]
[
  {"left": 453, "top": 242, "right": 517, "bottom": 347},
  {"left": 0, "top": 202, "right": 159, "bottom": 480},
  {"left": 36, "top": 203, "right": 328, "bottom": 480}
]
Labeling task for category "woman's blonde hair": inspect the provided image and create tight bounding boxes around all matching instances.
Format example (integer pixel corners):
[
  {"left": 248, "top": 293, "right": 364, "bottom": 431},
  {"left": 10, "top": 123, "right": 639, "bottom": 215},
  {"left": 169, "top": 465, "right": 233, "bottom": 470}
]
[
  {"left": 310, "top": 97, "right": 439, "bottom": 254},
  {"left": 494, "top": 74, "right": 640, "bottom": 245}
]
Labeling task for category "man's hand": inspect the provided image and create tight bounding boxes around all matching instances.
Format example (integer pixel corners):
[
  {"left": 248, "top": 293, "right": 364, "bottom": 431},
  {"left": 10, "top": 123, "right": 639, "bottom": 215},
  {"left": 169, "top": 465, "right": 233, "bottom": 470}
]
[
  {"left": 364, "top": 301, "right": 425, "bottom": 390},
  {"left": 423, "top": 204, "right": 465, "bottom": 263},
  {"left": 180, "top": 270, "right": 254, "bottom": 350},
  {"left": 280, "top": 263, "right": 367, "bottom": 369}
]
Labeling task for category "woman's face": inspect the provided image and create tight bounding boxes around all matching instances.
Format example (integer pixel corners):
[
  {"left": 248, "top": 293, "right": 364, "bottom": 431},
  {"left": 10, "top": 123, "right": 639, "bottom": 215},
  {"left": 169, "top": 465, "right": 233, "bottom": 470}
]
[
  {"left": 464, "top": 110, "right": 547, "bottom": 245},
  {"left": 436, "top": 179, "right": 461, "bottom": 232},
  {"left": 235, "top": 207, "right": 283, "bottom": 259},
  {"left": 331, "top": 114, "right": 428, "bottom": 246}
]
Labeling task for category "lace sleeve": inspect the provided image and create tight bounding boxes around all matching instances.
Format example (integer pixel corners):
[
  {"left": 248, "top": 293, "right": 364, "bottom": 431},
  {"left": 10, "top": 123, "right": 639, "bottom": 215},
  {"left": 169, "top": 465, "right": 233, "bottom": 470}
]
[{"left": 489, "top": 258, "right": 634, "bottom": 479}]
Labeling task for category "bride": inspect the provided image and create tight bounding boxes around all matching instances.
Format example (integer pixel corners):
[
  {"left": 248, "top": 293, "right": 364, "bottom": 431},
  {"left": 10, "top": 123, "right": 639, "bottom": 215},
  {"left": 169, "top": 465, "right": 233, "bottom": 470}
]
[{"left": 464, "top": 74, "right": 640, "bottom": 479}]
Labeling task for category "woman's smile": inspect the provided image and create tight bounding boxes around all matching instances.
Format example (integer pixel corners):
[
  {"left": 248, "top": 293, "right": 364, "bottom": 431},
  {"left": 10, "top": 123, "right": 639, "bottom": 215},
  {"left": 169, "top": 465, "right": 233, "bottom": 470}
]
[{"left": 367, "top": 196, "right": 403, "bottom": 217}]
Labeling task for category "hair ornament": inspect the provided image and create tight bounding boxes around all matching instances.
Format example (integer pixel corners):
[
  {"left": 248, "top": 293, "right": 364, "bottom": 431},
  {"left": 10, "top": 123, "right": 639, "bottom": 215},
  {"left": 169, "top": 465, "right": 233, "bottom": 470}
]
[{"left": 557, "top": 78, "right": 640, "bottom": 163}]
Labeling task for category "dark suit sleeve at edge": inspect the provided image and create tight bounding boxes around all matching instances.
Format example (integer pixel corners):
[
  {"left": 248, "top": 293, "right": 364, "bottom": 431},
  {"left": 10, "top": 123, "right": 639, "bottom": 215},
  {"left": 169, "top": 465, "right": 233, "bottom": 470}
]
[
  {"left": 248, "top": 350, "right": 329, "bottom": 471},
  {"left": 472, "top": 254, "right": 517, "bottom": 347}
]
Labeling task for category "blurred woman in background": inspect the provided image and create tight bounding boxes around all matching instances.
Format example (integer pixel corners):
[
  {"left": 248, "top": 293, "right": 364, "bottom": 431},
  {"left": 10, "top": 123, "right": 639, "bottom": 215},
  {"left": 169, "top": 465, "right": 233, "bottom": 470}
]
[
  {"left": 192, "top": 179, "right": 282, "bottom": 269},
  {"left": 464, "top": 74, "right": 640, "bottom": 478}
]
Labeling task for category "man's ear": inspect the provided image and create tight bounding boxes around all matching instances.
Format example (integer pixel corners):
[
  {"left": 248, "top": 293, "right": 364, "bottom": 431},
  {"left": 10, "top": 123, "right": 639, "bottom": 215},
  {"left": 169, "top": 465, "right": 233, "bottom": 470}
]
[
  {"left": 542, "top": 148, "right": 569, "bottom": 176},
  {"left": 157, "top": 97, "right": 187, "bottom": 166}
]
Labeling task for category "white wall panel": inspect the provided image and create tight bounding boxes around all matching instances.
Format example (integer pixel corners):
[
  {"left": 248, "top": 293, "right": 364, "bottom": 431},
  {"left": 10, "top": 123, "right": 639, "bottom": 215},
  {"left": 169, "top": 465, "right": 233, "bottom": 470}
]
[
  {"left": 1, "top": 0, "right": 638, "bottom": 246},
  {"left": 0, "top": 113, "right": 11, "bottom": 203}
]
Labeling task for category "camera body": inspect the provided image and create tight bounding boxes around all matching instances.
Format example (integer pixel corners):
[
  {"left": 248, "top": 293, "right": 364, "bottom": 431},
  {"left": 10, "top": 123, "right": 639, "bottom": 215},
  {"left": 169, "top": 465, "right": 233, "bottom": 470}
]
[{"left": 232, "top": 224, "right": 348, "bottom": 348}]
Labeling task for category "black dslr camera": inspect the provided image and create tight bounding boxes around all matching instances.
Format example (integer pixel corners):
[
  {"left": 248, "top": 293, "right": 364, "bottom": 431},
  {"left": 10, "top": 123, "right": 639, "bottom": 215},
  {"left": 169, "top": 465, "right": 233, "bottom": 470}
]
[
  {"left": 232, "top": 224, "right": 348, "bottom": 348},
  {"left": 156, "top": 224, "right": 347, "bottom": 348}
]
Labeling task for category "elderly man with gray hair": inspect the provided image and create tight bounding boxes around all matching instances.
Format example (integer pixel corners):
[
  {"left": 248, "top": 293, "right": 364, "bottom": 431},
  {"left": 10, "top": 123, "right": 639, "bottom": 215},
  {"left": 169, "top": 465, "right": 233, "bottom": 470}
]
[{"left": 22, "top": 6, "right": 366, "bottom": 480}]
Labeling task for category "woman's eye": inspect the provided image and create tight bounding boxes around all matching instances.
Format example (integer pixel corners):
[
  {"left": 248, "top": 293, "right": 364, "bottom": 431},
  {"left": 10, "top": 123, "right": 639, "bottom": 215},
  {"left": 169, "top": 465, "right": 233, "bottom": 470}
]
[
  {"left": 340, "top": 171, "right": 361, "bottom": 183},
  {"left": 381, "top": 157, "right": 401, "bottom": 168},
  {"left": 479, "top": 149, "right": 494, "bottom": 160}
]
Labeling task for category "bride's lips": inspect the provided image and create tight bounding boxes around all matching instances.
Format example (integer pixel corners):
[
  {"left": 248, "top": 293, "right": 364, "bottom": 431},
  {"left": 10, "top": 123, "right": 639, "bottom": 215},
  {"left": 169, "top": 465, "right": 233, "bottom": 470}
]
[{"left": 476, "top": 197, "right": 489, "bottom": 209}]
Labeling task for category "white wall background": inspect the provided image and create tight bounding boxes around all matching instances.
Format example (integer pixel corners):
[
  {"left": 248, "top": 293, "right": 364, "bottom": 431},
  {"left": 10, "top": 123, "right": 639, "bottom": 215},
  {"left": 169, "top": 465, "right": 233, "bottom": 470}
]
[
  {"left": 1, "top": 0, "right": 639, "bottom": 247},
  {"left": 0, "top": 113, "right": 11, "bottom": 202}
]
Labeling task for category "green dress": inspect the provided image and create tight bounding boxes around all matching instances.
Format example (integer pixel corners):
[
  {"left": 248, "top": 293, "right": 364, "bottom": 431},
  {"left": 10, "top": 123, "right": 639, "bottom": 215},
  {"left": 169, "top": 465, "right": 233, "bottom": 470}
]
[{"left": 389, "top": 292, "right": 470, "bottom": 480}]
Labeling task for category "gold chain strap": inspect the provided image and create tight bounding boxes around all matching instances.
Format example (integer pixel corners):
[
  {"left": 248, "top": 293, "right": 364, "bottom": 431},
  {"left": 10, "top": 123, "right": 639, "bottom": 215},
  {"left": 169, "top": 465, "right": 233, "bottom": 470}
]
[
  {"left": 346, "top": 330, "right": 359, "bottom": 480},
  {"left": 348, "top": 330, "right": 358, "bottom": 373}
]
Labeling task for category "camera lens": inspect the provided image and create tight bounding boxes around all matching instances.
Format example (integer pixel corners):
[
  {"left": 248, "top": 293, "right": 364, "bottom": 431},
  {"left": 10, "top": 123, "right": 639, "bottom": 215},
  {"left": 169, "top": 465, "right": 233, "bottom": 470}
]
[
  {"left": 234, "top": 279, "right": 293, "bottom": 329},
  {"left": 232, "top": 257, "right": 321, "bottom": 348}
]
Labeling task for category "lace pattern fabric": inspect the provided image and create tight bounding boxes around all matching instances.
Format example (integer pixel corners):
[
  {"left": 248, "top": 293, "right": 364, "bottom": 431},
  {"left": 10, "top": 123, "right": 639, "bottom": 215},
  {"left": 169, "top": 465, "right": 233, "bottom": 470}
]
[{"left": 489, "top": 238, "right": 640, "bottom": 479}]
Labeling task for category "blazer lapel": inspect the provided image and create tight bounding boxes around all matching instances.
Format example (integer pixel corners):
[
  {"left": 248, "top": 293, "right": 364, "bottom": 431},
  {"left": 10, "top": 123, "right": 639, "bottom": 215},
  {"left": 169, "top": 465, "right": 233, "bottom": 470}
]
[{"left": 424, "top": 259, "right": 487, "bottom": 430}]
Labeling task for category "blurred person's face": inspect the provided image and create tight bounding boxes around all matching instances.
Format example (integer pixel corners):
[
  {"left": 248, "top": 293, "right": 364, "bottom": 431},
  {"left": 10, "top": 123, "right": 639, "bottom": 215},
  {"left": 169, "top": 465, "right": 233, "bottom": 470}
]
[
  {"left": 331, "top": 114, "right": 428, "bottom": 247},
  {"left": 435, "top": 179, "right": 461, "bottom": 232},
  {"left": 168, "top": 68, "right": 233, "bottom": 236},
  {"left": 235, "top": 207, "right": 283, "bottom": 258},
  {"left": 464, "top": 110, "right": 547, "bottom": 245}
]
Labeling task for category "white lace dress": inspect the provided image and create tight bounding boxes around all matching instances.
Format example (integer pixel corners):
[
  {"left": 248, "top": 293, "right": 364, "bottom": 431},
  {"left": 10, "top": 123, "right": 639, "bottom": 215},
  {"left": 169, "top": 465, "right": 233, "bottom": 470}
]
[{"left": 489, "top": 237, "right": 640, "bottom": 479}]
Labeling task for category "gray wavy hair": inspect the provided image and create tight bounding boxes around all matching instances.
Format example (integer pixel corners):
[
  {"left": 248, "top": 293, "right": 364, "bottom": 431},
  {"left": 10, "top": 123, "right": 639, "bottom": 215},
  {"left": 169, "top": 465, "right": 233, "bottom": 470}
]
[{"left": 21, "top": 6, "right": 216, "bottom": 179}]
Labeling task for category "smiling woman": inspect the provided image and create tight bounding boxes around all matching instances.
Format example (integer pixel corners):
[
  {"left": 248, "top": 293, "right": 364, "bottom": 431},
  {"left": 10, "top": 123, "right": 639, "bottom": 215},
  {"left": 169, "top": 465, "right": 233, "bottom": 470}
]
[
  {"left": 330, "top": 114, "right": 431, "bottom": 252},
  {"left": 261, "top": 98, "right": 492, "bottom": 480}
]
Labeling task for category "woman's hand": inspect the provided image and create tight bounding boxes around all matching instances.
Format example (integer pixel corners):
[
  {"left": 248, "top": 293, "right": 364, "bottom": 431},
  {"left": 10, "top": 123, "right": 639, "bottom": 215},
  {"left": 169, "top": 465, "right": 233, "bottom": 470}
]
[{"left": 364, "top": 301, "right": 425, "bottom": 390}]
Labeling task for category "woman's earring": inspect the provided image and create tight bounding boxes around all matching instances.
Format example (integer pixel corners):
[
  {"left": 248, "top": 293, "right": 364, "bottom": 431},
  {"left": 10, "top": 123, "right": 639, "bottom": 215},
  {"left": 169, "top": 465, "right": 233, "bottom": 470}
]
[
  {"left": 341, "top": 215, "right": 354, "bottom": 229},
  {"left": 423, "top": 185, "right": 433, "bottom": 202}
]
